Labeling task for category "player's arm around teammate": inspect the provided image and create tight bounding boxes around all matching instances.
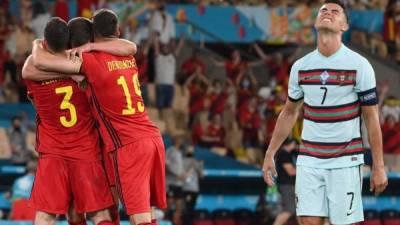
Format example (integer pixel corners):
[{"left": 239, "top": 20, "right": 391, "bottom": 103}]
[
  {"left": 31, "top": 37, "right": 137, "bottom": 75},
  {"left": 23, "top": 55, "right": 84, "bottom": 81}
]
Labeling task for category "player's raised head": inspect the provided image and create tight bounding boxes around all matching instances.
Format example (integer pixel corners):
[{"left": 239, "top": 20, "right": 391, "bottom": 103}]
[
  {"left": 44, "top": 17, "right": 69, "bottom": 53},
  {"left": 315, "top": 0, "right": 349, "bottom": 34},
  {"left": 92, "top": 8, "right": 119, "bottom": 38},
  {"left": 68, "top": 17, "right": 93, "bottom": 48}
]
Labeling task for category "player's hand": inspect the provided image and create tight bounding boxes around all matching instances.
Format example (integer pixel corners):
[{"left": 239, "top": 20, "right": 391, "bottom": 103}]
[
  {"left": 33, "top": 39, "right": 44, "bottom": 48},
  {"left": 70, "top": 75, "right": 85, "bottom": 83},
  {"left": 68, "top": 43, "right": 92, "bottom": 60},
  {"left": 262, "top": 152, "right": 277, "bottom": 187},
  {"left": 370, "top": 166, "right": 388, "bottom": 196}
]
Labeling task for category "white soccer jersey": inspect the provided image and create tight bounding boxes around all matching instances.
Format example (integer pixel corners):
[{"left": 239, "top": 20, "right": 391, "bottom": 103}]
[{"left": 288, "top": 44, "right": 378, "bottom": 168}]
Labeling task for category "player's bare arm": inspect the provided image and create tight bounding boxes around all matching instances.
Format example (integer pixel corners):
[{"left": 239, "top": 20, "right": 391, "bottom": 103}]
[
  {"left": 263, "top": 99, "right": 303, "bottom": 186},
  {"left": 362, "top": 105, "right": 388, "bottom": 196},
  {"left": 23, "top": 55, "right": 82, "bottom": 81},
  {"left": 32, "top": 39, "right": 82, "bottom": 74},
  {"left": 69, "top": 38, "right": 137, "bottom": 58},
  {"left": 23, "top": 55, "right": 65, "bottom": 81}
]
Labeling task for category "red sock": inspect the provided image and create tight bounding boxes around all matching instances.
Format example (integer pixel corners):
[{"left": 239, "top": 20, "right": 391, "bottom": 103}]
[
  {"left": 151, "top": 219, "right": 158, "bottom": 225},
  {"left": 68, "top": 220, "right": 87, "bottom": 225},
  {"left": 97, "top": 221, "right": 114, "bottom": 225}
]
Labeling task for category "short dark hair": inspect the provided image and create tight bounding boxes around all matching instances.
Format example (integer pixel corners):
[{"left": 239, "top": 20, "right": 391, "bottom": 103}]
[
  {"left": 324, "top": 0, "right": 349, "bottom": 23},
  {"left": 92, "top": 9, "right": 118, "bottom": 38},
  {"left": 44, "top": 17, "right": 69, "bottom": 53},
  {"left": 68, "top": 17, "right": 93, "bottom": 48}
]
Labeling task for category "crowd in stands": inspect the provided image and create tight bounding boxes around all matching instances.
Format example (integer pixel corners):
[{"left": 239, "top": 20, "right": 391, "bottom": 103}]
[{"left": 0, "top": 0, "right": 400, "bottom": 224}]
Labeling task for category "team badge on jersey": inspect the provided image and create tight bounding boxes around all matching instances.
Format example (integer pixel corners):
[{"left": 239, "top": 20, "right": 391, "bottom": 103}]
[
  {"left": 320, "top": 71, "right": 330, "bottom": 84},
  {"left": 339, "top": 71, "right": 347, "bottom": 86}
]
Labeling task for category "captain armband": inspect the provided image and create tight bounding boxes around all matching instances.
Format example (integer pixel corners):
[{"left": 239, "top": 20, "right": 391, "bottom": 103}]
[{"left": 357, "top": 87, "right": 378, "bottom": 106}]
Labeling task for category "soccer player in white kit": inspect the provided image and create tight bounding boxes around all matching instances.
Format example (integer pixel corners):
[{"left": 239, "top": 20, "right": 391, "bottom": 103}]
[{"left": 262, "top": 1, "right": 388, "bottom": 225}]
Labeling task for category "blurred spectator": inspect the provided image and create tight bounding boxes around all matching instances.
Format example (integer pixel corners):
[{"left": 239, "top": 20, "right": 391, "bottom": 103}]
[
  {"left": 381, "top": 96, "right": 400, "bottom": 123},
  {"left": 0, "top": 7, "right": 10, "bottom": 86},
  {"left": 273, "top": 138, "right": 297, "bottom": 225},
  {"left": 253, "top": 43, "right": 300, "bottom": 89},
  {"left": 136, "top": 38, "right": 152, "bottom": 106},
  {"left": 29, "top": 2, "right": 51, "bottom": 39},
  {"left": 383, "top": 0, "right": 400, "bottom": 61},
  {"left": 235, "top": 70, "right": 258, "bottom": 109},
  {"left": 179, "top": 49, "right": 205, "bottom": 84},
  {"left": 123, "top": 5, "right": 149, "bottom": 44},
  {"left": 239, "top": 96, "right": 261, "bottom": 149},
  {"left": 383, "top": 115, "right": 400, "bottom": 150},
  {"left": 185, "top": 70, "right": 211, "bottom": 127},
  {"left": 211, "top": 49, "right": 263, "bottom": 82},
  {"left": 78, "top": 0, "right": 98, "bottom": 18},
  {"left": 54, "top": 0, "right": 69, "bottom": 21},
  {"left": 193, "top": 113, "right": 226, "bottom": 149},
  {"left": 8, "top": 116, "right": 28, "bottom": 163},
  {"left": 166, "top": 135, "right": 191, "bottom": 225},
  {"left": 191, "top": 110, "right": 208, "bottom": 144},
  {"left": 11, "top": 0, "right": 32, "bottom": 26},
  {"left": 382, "top": 114, "right": 400, "bottom": 171},
  {"left": 206, "top": 113, "right": 226, "bottom": 147},
  {"left": 182, "top": 145, "right": 203, "bottom": 224},
  {"left": 5, "top": 21, "right": 34, "bottom": 82},
  {"left": 208, "top": 79, "right": 229, "bottom": 116},
  {"left": 9, "top": 156, "right": 37, "bottom": 221},
  {"left": 153, "top": 35, "right": 184, "bottom": 110},
  {"left": 149, "top": 2, "right": 176, "bottom": 45}
]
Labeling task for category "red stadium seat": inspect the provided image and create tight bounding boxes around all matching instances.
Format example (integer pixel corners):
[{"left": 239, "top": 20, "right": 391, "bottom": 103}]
[
  {"left": 233, "top": 208, "right": 253, "bottom": 225},
  {"left": 212, "top": 209, "right": 235, "bottom": 225},
  {"left": 193, "top": 210, "right": 213, "bottom": 225},
  {"left": 362, "top": 209, "right": 382, "bottom": 225},
  {"left": 193, "top": 220, "right": 214, "bottom": 225},
  {"left": 362, "top": 220, "right": 382, "bottom": 225},
  {"left": 381, "top": 209, "right": 400, "bottom": 225}
]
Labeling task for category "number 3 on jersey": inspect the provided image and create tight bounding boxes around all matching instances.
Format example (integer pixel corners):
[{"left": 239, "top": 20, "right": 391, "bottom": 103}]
[
  {"left": 55, "top": 86, "right": 77, "bottom": 128},
  {"left": 117, "top": 73, "right": 145, "bottom": 115}
]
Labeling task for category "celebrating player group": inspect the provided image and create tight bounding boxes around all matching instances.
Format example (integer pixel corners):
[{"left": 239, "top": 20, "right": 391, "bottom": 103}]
[{"left": 22, "top": 9, "right": 165, "bottom": 225}]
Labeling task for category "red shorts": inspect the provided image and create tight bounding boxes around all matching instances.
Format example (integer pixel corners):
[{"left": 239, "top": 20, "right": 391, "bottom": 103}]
[
  {"left": 102, "top": 150, "right": 116, "bottom": 187},
  {"left": 111, "top": 136, "right": 167, "bottom": 215},
  {"left": 29, "top": 156, "right": 114, "bottom": 214}
]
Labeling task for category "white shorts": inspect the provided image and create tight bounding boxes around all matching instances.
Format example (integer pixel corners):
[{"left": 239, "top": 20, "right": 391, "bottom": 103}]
[{"left": 295, "top": 165, "right": 364, "bottom": 224}]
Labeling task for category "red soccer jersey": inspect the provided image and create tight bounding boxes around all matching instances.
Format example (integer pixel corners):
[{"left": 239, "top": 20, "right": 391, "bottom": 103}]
[
  {"left": 26, "top": 79, "right": 101, "bottom": 161},
  {"left": 81, "top": 52, "right": 160, "bottom": 152},
  {"left": 225, "top": 60, "right": 248, "bottom": 82}
]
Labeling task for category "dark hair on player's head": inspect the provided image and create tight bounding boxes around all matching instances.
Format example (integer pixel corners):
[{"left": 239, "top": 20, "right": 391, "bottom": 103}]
[
  {"left": 44, "top": 17, "right": 69, "bottom": 53},
  {"left": 68, "top": 17, "right": 93, "bottom": 48},
  {"left": 92, "top": 8, "right": 118, "bottom": 38},
  {"left": 324, "top": 0, "right": 349, "bottom": 23}
]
